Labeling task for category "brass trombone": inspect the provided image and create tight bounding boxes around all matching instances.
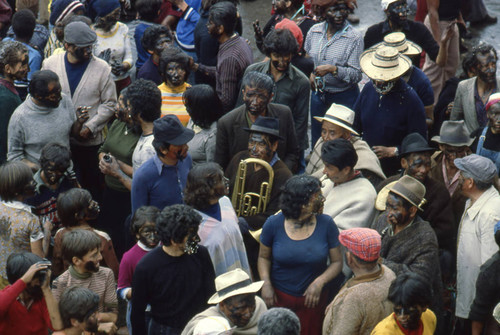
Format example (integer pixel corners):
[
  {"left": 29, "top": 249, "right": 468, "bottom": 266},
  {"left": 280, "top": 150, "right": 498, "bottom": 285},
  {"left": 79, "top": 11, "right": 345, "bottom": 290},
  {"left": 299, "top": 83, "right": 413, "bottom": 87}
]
[{"left": 231, "top": 158, "right": 274, "bottom": 217}]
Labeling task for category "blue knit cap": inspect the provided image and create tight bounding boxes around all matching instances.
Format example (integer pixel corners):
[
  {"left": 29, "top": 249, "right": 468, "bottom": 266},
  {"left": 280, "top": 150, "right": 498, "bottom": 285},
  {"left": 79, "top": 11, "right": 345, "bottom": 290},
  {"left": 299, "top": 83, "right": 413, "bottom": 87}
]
[
  {"left": 91, "top": 0, "right": 121, "bottom": 18},
  {"left": 49, "top": 0, "right": 85, "bottom": 25}
]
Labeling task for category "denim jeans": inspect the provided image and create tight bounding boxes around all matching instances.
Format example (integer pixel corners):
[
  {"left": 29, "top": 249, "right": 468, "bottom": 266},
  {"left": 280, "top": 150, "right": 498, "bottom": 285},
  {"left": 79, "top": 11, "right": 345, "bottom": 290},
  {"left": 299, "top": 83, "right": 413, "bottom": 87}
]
[
  {"left": 310, "top": 85, "right": 360, "bottom": 148},
  {"left": 148, "top": 318, "right": 182, "bottom": 335}
]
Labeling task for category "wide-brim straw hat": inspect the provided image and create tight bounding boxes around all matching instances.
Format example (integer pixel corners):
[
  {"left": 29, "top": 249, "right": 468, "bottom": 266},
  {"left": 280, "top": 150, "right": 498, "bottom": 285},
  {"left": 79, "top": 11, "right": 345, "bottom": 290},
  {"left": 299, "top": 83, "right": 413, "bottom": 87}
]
[
  {"left": 373, "top": 32, "right": 422, "bottom": 56},
  {"left": 208, "top": 269, "right": 264, "bottom": 304},
  {"left": 313, "top": 103, "right": 359, "bottom": 135},
  {"left": 360, "top": 46, "right": 412, "bottom": 81}
]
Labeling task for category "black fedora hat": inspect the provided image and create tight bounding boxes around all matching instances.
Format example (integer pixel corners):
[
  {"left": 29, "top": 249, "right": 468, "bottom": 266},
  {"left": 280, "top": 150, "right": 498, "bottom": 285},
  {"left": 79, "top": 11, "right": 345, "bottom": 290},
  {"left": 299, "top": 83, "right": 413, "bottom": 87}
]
[
  {"left": 244, "top": 116, "right": 284, "bottom": 140},
  {"left": 400, "top": 133, "right": 435, "bottom": 157},
  {"left": 153, "top": 114, "right": 194, "bottom": 145}
]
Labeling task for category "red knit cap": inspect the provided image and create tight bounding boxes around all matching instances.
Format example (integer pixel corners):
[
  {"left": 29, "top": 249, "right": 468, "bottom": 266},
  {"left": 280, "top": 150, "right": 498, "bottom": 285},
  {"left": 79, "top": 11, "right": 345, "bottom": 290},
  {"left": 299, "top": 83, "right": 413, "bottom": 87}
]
[
  {"left": 339, "top": 228, "right": 381, "bottom": 262},
  {"left": 275, "top": 19, "right": 303, "bottom": 50}
]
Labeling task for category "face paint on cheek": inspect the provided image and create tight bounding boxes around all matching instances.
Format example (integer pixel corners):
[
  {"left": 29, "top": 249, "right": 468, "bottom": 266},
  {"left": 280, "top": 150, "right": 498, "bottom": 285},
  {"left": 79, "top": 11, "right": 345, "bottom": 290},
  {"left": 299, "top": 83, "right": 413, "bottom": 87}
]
[
  {"left": 184, "top": 232, "right": 200, "bottom": 255},
  {"left": 373, "top": 80, "right": 395, "bottom": 94},
  {"left": 84, "top": 260, "right": 99, "bottom": 273}
]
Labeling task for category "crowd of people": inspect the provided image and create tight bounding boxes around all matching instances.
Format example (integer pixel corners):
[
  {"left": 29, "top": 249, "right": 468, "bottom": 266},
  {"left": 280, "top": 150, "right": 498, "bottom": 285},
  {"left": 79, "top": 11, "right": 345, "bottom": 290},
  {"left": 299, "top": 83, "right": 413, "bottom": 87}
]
[{"left": 0, "top": 0, "right": 499, "bottom": 333}]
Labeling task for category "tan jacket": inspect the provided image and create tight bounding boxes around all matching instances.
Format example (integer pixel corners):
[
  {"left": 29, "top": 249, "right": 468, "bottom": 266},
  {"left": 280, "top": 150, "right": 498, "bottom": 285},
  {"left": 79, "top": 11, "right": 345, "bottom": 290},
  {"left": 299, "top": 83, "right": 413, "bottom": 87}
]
[{"left": 42, "top": 53, "right": 117, "bottom": 146}]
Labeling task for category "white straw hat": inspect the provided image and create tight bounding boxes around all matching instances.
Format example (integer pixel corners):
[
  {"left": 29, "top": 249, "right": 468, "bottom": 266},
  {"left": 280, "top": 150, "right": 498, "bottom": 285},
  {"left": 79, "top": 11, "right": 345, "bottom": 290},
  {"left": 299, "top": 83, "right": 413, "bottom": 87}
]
[
  {"left": 207, "top": 269, "right": 264, "bottom": 304},
  {"left": 373, "top": 32, "right": 422, "bottom": 56},
  {"left": 313, "top": 103, "right": 359, "bottom": 135},
  {"left": 360, "top": 46, "right": 412, "bottom": 81}
]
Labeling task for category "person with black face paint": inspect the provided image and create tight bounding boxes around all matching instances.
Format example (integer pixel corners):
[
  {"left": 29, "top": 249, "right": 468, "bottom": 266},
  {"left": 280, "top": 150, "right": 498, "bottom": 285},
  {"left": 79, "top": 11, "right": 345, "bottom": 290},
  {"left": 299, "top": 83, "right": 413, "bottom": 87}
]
[
  {"left": 7, "top": 70, "right": 87, "bottom": 172},
  {"left": 0, "top": 252, "right": 63, "bottom": 334},
  {"left": 451, "top": 44, "right": 500, "bottom": 134},
  {"left": 42, "top": 21, "right": 117, "bottom": 202},
  {"left": 354, "top": 46, "right": 427, "bottom": 177},
  {"left": 372, "top": 175, "right": 444, "bottom": 333},
  {"left": 51, "top": 188, "right": 119, "bottom": 279},
  {"left": 24, "top": 143, "right": 79, "bottom": 238},
  {"left": 372, "top": 272, "right": 436, "bottom": 334},
  {"left": 215, "top": 71, "right": 299, "bottom": 172},
  {"left": 131, "top": 115, "right": 194, "bottom": 214},
  {"left": 52, "top": 229, "right": 118, "bottom": 335},
  {"left": 131, "top": 205, "right": 215, "bottom": 335},
  {"left": 304, "top": 0, "right": 363, "bottom": 148}
]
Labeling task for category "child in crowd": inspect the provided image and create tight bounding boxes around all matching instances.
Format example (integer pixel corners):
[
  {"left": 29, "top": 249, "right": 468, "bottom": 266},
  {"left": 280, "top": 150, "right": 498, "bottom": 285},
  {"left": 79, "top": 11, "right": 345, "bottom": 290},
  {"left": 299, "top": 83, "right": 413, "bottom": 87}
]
[
  {"left": 117, "top": 206, "right": 160, "bottom": 333},
  {"left": 51, "top": 188, "right": 119, "bottom": 279}
]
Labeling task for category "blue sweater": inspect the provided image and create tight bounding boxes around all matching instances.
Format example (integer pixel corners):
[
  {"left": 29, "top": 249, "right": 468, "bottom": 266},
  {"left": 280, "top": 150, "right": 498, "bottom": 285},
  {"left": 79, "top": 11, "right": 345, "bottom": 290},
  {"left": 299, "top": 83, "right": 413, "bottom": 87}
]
[
  {"left": 131, "top": 154, "right": 192, "bottom": 213},
  {"left": 353, "top": 78, "right": 427, "bottom": 148}
]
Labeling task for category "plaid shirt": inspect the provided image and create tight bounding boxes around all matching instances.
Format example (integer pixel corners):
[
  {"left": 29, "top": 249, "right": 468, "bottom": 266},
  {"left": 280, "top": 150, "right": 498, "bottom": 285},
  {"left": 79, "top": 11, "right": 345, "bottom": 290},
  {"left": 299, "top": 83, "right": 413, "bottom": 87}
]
[{"left": 304, "top": 22, "right": 363, "bottom": 93}]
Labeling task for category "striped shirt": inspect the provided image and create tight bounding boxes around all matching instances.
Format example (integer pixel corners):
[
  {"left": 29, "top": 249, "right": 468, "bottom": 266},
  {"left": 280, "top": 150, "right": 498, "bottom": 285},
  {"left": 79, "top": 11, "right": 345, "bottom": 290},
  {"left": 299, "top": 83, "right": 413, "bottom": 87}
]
[
  {"left": 198, "top": 35, "right": 253, "bottom": 113},
  {"left": 158, "top": 82, "right": 191, "bottom": 125},
  {"left": 304, "top": 22, "right": 363, "bottom": 93}
]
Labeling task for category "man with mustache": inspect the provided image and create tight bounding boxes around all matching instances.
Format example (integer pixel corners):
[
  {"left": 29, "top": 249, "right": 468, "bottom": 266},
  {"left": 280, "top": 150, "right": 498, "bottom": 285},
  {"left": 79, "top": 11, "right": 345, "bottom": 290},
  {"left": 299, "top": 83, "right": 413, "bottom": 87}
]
[
  {"left": 371, "top": 175, "right": 444, "bottom": 333},
  {"left": 216, "top": 71, "right": 299, "bottom": 173},
  {"left": 7, "top": 70, "right": 87, "bottom": 171},
  {"left": 42, "top": 21, "right": 116, "bottom": 199},
  {"left": 376, "top": 132, "right": 455, "bottom": 258},
  {"left": 451, "top": 44, "right": 500, "bottom": 134},
  {"left": 225, "top": 116, "right": 292, "bottom": 276},
  {"left": 131, "top": 114, "right": 194, "bottom": 214},
  {"left": 52, "top": 229, "right": 118, "bottom": 334}
]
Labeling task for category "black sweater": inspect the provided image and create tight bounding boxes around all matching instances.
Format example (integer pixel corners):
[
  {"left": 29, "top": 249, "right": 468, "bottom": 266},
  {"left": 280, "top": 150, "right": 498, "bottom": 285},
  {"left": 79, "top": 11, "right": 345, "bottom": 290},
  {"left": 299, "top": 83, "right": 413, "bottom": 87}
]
[{"left": 131, "top": 246, "right": 216, "bottom": 334}]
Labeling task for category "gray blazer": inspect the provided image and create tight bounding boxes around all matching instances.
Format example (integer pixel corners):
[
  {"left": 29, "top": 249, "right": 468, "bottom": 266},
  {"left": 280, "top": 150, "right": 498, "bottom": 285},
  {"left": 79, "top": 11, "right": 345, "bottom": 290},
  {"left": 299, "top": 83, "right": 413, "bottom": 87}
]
[{"left": 450, "top": 77, "right": 500, "bottom": 133}]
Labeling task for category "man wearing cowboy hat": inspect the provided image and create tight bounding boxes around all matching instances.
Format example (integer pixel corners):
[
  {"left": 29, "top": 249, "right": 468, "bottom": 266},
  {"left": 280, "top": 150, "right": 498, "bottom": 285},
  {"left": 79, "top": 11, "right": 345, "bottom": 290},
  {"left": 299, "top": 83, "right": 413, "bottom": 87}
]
[
  {"left": 131, "top": 114, "right": 194, "bottom": 214},
  {"left": 353, "top": 46, "right": 427, "bottom": 177},
  {"left": 182, "top": 268, "right": 267, "bottom": 335},
  {"left": 454, "top": 155, "right": 500, "bottom": 327},
  {"left": 320, "top": 139, "right": 377, "bottom": 233},
  {"left": 429, "top": 120, "right": 472, "bottom": 228},
  {"left": 376, "top": 132, "right": 455, "bottom": 255},
  {"left": 375, "top": 32, "right": 436, "bottom": 128},
  {"left": 225, "top": 116, "right": 292, "bottom": 277},
  {"left": 371, "top": 175, "right": 444, "bottom": 332},
  {"left": 322, "top": 228, "right": 395, "bottom": 335},
  {"left": 305, "top": 103, "right": 385, "bottom": 187}
]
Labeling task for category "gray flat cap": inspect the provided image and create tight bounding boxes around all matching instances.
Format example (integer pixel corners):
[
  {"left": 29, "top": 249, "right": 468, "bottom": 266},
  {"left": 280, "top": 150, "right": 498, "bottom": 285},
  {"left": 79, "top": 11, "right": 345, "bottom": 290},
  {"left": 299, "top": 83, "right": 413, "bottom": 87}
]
[
  {"left": 454, "top": 154, "right": 497, "bottom": 183},
  {"left": 64, "top": 22, "right": 96, "bottom": 47}
]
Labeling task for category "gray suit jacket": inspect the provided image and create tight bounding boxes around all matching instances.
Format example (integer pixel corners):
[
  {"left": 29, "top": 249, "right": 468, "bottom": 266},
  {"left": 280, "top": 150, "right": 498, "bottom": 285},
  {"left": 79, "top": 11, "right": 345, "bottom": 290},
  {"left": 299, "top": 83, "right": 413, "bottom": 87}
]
[
  {"left": 451, "top": 76, "right": 500, "bottom": 133},
  {"left": 215, "top": 103, "right": 299, "bottom": 172}
]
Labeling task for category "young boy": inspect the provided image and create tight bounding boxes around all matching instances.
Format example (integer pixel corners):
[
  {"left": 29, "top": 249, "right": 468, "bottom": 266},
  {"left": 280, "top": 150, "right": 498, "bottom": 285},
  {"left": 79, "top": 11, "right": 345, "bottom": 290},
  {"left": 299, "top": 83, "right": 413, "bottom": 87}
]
[{"left": 53, "top": 287, "right": 100, "bottom": 335}]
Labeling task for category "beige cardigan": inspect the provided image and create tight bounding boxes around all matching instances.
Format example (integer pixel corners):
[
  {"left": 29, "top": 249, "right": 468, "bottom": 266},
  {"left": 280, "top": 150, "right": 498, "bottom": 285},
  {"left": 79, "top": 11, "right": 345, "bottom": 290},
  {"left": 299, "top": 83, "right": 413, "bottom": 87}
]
[{"left": 42, "top": 53, "right": 117, "bottom": 146}]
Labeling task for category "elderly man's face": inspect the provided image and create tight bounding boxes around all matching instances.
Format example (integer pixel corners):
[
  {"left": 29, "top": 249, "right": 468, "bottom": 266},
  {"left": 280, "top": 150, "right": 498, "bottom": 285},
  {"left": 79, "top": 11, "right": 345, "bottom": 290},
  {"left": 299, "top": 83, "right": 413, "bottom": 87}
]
[
  {"left": 475, "top": 51, "right": 497, "bottom": 84},
  {"left": 220, "top": 294, "right": 256, "bottom": 327},
  {"left": 487, "top": 104, "right": 500, "bottom": 134},
  {"left": 242, "top": 86, "right": 272, "bottom": 116},
  {"left": 401, "top": 153, "right": 431, "bottom": 183},
  {"left": 248, "top": 133, "right": 277, "bottom": 162},
  {"left": 386, "top": 0, "right": 409, "bottom": 25},
  {"left": 325, "top": 2, "right": 349, "bottom": 30},
  {"left": 439, "top": 144, "right": 470, "bottom": 167},
  {"left": 321, "top": 121, "right": 350, "bottom": 142},
  {"left": 386, "top": 193, "right": 413, "bottom": 228},
  {"left": 6, "top": 51, "right": 29, "bottom": 81}
]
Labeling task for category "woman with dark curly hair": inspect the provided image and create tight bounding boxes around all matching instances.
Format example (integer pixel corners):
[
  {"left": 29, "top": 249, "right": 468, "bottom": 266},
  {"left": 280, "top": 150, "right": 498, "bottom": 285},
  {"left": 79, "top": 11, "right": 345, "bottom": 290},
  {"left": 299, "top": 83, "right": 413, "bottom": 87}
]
[
  {"left": 185, "top": 162, "right": 250, "bottom": 276},
  {"left": 184, "top": 85, "right": 224, "bottom": 166},
  {"left": 258, "top": 175, "right": 343, "bottom": 335}
]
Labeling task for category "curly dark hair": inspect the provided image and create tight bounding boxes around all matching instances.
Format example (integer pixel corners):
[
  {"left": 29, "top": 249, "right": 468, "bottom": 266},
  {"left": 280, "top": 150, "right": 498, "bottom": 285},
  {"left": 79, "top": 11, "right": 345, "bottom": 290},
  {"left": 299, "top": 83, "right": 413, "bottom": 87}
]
[
  {"left": 141, "top": 24, "right": 173, "bottom": 52},
  {"left": 159, "top": 46, "right": 191, "bottom": 80},
  {"left": 40, "top": 143, "right": 71, "bottom": 173},
  {"left": 127, "top": 79, "right": 162, "bottom": 122},
  {"left": 280, "top": 175, "right": 321, "bottom": 220},
  {"left": 130, "top": 206, "right": 160, "bottom": 236},
  {"left": 184, "top": 162, "right": 224, "bottom": 210},
  {"left": 0, "top": 40, "right": 27, "bottom": 76},
  {"left": 262, "top": 28, "right": 299, "bottom": 56},
  {"left": 388, "top": 271, "right": 432, "bottom": 308},
  {"left": 470, "top": 43, "right": 498, "bottom": 69},
  {"left": 156, "top": 204, "right": 202, "bottom": 246},
  {"left": 12, "top": 9, "right": 36, "bottom": 41},
  {"left": 183, "top": 85, "right": 223, "bottom": 129}
]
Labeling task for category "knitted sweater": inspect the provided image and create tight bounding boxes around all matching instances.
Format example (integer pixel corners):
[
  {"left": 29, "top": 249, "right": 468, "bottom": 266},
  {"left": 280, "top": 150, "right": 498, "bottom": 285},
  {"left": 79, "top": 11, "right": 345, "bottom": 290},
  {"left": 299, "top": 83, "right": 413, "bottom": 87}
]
[
  {"left": 42, "top": 53, "right": 116, "bottom": 146},
  {"left": 322, "top": 265, "right": 395, "bottom": 335},
  {"left": 94, "top": 22, "right": 133, "bottom": 81}
]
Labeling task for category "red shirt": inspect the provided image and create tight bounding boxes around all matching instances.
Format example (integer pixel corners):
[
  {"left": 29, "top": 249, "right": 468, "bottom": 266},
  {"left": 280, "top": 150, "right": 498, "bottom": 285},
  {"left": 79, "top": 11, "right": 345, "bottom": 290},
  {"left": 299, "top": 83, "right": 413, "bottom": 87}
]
[{"left": 0, "top": 279, "right": 52, "bottom": 335}]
